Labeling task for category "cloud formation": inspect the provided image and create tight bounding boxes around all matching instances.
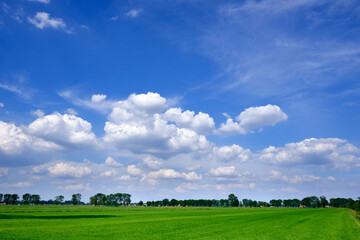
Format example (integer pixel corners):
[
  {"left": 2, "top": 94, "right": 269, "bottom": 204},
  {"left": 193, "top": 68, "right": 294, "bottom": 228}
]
[
  {"left": 28, "top": 12, "right": 69, "bottom": 33},
  {"left": 219, "top": 104, "right": 287, "bottom": 134}
]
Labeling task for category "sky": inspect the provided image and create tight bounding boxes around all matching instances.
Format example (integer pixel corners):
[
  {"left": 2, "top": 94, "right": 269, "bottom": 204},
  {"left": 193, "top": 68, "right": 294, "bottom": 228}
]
[{"left": 0, "top": 0, "right": 360, "bottom": 203}]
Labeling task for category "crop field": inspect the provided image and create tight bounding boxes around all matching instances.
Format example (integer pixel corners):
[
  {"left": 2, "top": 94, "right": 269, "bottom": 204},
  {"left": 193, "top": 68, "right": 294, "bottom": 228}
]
[{"left": 0, "top": 206, "right": 359, "bottom": 239}]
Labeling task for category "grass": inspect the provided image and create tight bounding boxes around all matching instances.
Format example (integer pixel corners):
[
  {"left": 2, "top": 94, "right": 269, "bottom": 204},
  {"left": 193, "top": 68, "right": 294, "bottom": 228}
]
[{"left": 0, "top": 206, "right": 359, "bottom": 239}]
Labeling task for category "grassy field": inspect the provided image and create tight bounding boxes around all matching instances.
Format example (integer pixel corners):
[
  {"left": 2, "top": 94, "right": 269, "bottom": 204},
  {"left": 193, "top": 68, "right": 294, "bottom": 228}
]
[{"left": 0, "top": 206, "right": 359, "bottom": 239}]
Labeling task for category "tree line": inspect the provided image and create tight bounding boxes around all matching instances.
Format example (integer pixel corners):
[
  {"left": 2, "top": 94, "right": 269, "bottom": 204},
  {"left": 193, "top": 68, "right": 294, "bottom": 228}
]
[
  {"left": 1, "top": 192, "right": 359, "bottom": 215},
  {"left": 0, "top": 193, "right": 84, "bottom": 205},
  {"left": 141, "top": 194, "right": 360, "bottom": 212}
]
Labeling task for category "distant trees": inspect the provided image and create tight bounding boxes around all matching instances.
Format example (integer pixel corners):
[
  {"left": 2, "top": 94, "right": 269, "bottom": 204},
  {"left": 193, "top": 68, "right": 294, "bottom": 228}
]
[
  {"left": 89, "top": 193, "right": 132, "bottom": 206},
  {"left": 270, "top": 199, "right": 282, "bottom": 207},
  {"left": 320, "top": 196, "right": 329, "bottom": 208},
  {"left": 22, "top": 193, "right": 31, "bottom": 205},
  {"left": 283, "top": 199, "right": 301, "bottom": 207},
  {"left": 72, "top": 193, "right": 82, "bottom": 205},
  {"left": 228, "top": 194, "right": 239, "bottom": 207},
  {"left": 54, "top": 195, "right": 64, "bottom": 205}
]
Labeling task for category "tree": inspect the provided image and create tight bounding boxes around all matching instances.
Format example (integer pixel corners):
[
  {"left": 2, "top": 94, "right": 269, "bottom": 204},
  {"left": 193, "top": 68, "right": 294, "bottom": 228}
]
[
  {"left": 162, "top": 198, "right": 170, "bottom": 206},
  {"left": 228, "top": 194, "right": 239, "bottom": 207},
  {"left": 320, "top": 196, "right": 329, "bottom": 208},
  {"left": 72, "top": 193, "right": 82, "bottom": 205},
  {"left": 22, "top": 193, "right": 31, "bottom": 205},
  {"left": 270, "top": 199, "right": 282, "bottom": 207},
  {"left": 30, "top": 194, "right": 41, "bottom": 205},
  {"left": 4, "top": 194, "right": 11, "bottom": 204},
  {"left": 123, "top": 193, "right": 131, "bottom": 205},
  {"left": 301, "top": 196, "right": 320, "bottom": 208},
  {"left": 11, "top": 194, "right": 19, "bottom": 205},
  {"left": 54, "top": 195, "right": 64, "bottom": 205},
  {"left": 0, "top": 193, "right": 3, "bottom": 203},
  {"left": 170, "top": 199, "right": 178, "bottom": 206},
  {"left": 138, "top": 201, "right": 144, "bottom": 206},
  {"left": 146, "top": 201, "right": 152, "bottom": 206}
]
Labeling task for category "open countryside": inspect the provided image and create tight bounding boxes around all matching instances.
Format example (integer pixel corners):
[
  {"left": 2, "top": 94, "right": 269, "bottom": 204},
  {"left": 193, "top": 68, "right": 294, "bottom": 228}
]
[{"left": 1, "top": 206, "right": 359, "bottom": 240}]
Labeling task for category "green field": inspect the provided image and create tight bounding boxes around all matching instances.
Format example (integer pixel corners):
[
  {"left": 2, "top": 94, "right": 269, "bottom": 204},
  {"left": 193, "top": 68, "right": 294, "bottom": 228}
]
[{"left": 0, "top": 206, "right": 359, "bottom": 239}]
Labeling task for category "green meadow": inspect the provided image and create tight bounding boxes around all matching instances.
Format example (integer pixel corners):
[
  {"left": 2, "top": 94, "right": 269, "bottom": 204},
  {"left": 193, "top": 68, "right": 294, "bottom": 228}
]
[{"left": 0, "top": 206, "right": 359, "bottom": 239}]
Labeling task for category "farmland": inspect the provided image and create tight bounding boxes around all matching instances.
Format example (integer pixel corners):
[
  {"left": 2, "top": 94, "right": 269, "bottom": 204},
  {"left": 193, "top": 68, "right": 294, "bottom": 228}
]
[{"left": 0, "top": 206, "right": 359, "bottom": 239}]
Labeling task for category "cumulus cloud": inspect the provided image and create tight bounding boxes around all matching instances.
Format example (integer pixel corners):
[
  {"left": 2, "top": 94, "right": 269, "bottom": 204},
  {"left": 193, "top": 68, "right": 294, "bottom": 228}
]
[
  {"left": 211, "top": 144, "right": 251, "bottom": 162},
  {"left": 105, "top": 157, "right": 122, "bottom": 168},
  {"left": 100, "top": 169, "right": 117, "bottom": 177},
  {"left": 104, "top": 92, "right": 211, "bottom": 157},
  {"left": 127, "top": 165, "right": 142, "bottom": 176},
  {"left": 91, "top": 94, "right": 107, "bottom": 103},
  {"left": 28, "top": 12, "right": 69, "bottom": 33},
  {"left": 143, "top": 156, "right": 162, "bottom": 169},
  {"left": 259, "top": 138, "right": 360, "bottom": 169},
  {"left": 209, "top": 166, "right": 237, "bottom": 176},
  {"left": 327, "top": 176, "right": 336, "bottom": 181},
  {"left": 0, "top": 102, "right": 4, "bottom": 107},
  {"left": 0, "top": 121, "right": 31, "bottom": 155},
  {"left": 48, "top": 162, "right": 91, "bottom": 178},
  {"left": 147, "top": 169, "right": 202, "bottom": 181},
  {"left": 163, "top": 108, "right": 215, "bottom": 134},
  {"left": 219, "top": 104, "right": 287, "bottom": 134},
  {"left": 28, "top": 113, "right": 99, "bottom": 150}
]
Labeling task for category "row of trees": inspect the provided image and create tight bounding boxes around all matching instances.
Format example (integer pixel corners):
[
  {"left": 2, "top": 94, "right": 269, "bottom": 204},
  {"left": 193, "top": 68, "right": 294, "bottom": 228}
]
[
  {"left": 141, "top": 194, "right": 360, "bottom": 209},
  {"left": 89, "top": 193, "right": 131, "bottom": 206},
  {"left": 0, "top": 193, "right": 83, "bottom": 205}
]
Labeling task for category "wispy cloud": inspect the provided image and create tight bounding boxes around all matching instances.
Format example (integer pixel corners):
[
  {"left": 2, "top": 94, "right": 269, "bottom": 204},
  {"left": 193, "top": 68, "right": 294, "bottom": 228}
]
[
  {"left": 125, "top": 9, "right": 142, "bottom": 18},
  {"left": 28, "top": 12, "right": 72, "bottom": 33}
]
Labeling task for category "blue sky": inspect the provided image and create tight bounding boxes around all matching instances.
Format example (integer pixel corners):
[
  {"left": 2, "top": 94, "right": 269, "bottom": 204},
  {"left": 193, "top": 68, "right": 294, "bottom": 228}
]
[{"left": 0, "top": 0, "right": 360, "bottom": 203}]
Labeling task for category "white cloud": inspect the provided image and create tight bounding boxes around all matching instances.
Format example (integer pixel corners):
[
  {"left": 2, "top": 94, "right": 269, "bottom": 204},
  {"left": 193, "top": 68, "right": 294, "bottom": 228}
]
[
  {"left": 59, "top": 90, "right": 115, "bottom": 114},
  {"left": 259, "top": 138, "right": 360, "bottom": 169},
  {"left": 263, "top": 170, "right": 288, "bottom": 181},
  {"left": 91, "top": 94, "right": 107, "bottom": 103},
  {"left": 104, "top": 92, "right": 211, "bottom": 157},
  {"left": 63, "top": 183, "right": 84, "bottom": 190},
  {"left": 31, "top": 109, "right": 45, "bottom": 118},
  {"left": 0, "top": 167, "right": 9, "bottom": 177},
  {"left": 148, "top": 169, "right": 202, "bottom": 181},
  {"left": 289, "top": 174, "right": 320, "bottom": 184},
  {"left": 327, "top": 176, "right": 336, "bottom": 181},
  {"left": 211, "top": 144, "right": 251, "bottom": 162},
  {"left": 164, "top": 108, "right": 215, "bottom": 134},
  {"left": 219, "top": 104, "right": 287, "bottom": 134},
  {"left": 0, "top": 102, "right": 4, "bottom": 107},
  {"left": 110, "top": 16, "right": 119, "bottom": 21},
  {"left": 0, "top": 181, "right": 31, "bottom": 187},
  {"left": 66, "top": 108, "right": 78, "bottom": 115},
  {"left": 0, "top": 121, "right": 31, "bottom": 155},
  {"left": 105, "top": 157, "right": 122, "bottom": 168},
  {"left": 100, "top": 169, "right": 117, "bottom": 177},
  {"left": 143, "top": 156, "right": 162, "bottom": 169},
  {"left": 48, "top": 162, "right": 91, "bottom": 178},
  {"left": 117, "top": 175, "right": 131, "bottom": 181},
  {"left": 209, "top": 166, "right": 237, "bottom": 176},
  {"left": 28, "top": 113, "right": 99, "bottom": 150},
  {"left": 127, "top": 165, "right": 142, "bottom": 176},
  {"left": 125, "top": 9, "right": 142, "bottom": 18},
  {"left": 28, "top": 12, "right": 69, "bottom": 33},
  {"left": 28, "top": 0, "right": 51, "bottom": 4}
]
